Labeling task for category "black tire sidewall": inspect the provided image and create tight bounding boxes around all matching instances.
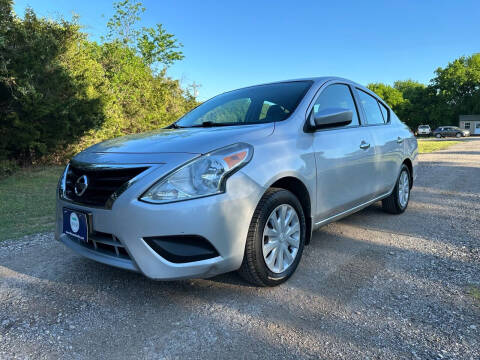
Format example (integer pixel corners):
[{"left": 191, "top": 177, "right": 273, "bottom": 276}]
[{"left": 252, "top": 190, "right": 306, "bottom": 285}]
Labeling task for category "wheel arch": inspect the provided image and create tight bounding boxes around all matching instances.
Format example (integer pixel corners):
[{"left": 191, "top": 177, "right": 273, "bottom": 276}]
[
  {"left": 402, "top": 158, "right": 413, "bottom": 189},
  {"left": 268, "top": 176, "right": 313, "bottom": 245}
]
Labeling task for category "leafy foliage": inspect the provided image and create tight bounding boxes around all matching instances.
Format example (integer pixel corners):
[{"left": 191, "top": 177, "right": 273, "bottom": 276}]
[
  {"left": 0, "top": 4, "right": 104, "bottom": 163},
  {"left": 431, "top": 54, "right": 480, "bottom": 121},
  {"left": 0, "top": 0, "right": 197, "bottom": 168},
  {"left": 368, "top": 54, "right": 480, "bottom": 130},
  {"left": 106, "top": 0, "right": 184, "bottom": 69},
  {"left": 367, "top": 83, "right": 405, "bottom": 108}
]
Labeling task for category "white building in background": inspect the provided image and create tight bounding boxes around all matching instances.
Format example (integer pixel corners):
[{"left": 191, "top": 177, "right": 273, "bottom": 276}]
[{"left": 459, "top": 115, "right": 480, "bottom": 135}]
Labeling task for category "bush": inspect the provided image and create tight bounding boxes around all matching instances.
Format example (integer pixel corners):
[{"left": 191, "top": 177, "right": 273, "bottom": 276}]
[
  {"left": 0, "top": 0, "right": 197, "bottom": 166},
  {"left": 0, "top": 159, "right": 18, "bottom": 177}
]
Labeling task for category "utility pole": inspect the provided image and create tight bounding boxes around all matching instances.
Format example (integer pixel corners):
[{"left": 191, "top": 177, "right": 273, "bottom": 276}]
[{"left": 189, "top": 82, "right": 201, "bottom": 98}]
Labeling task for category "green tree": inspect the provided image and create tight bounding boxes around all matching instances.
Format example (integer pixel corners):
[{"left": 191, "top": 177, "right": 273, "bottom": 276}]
[
  {"left": 367, "top": 83, "right": 405, "bottom": 109},
  {"left": 106, "top": 0, "right": 184, "bottom": 69},
  {"left": 0, "top": 0, "right": 197, "bottom": 169},
  {"left": 106, "top": 0, "right": 145, "bottom": 45},
  {"left": 0, "top": 2, "right": 104, "bottom": 163},
  {"left": 393, "top": 80, "right": 433, "bottom": 129},
  {"left": 430, "top": 53, "right": 480, "bottom": 123}
]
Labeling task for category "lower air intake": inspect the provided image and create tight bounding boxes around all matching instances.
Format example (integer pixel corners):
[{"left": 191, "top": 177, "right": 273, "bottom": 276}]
[{"left": 144, "top": 235, "right": 219, "bottom": 263}]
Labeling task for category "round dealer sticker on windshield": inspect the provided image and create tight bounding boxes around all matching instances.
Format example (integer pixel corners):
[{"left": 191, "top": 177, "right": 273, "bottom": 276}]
[{"left": 70, "top": 212, "right": 80, "bottom": 233}]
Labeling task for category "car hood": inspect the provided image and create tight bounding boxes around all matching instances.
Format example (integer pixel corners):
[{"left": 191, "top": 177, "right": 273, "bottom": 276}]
[{"left": 73, "top": 123, "right": 274, "bottom": 164}]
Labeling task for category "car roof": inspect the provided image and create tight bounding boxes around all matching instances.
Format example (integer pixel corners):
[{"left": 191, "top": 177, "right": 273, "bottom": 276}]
[
  {"left": 254, "top": 76, "right": 363, "bottom": 88},
  {"left": 240, "top": 76, "right": 377, "bottom": 99}
]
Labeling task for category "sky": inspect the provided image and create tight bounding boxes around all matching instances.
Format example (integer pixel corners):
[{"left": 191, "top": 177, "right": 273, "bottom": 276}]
[{"left": 13, "top": 0, "right": 480, "bottom": 101}]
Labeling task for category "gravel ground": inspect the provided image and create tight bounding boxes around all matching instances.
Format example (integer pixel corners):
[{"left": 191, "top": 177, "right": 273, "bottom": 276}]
[{"left": 1, "top": 139, "right": 479, "bottom": 360}]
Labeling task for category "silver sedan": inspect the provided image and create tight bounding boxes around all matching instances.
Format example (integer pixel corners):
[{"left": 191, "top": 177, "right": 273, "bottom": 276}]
[{"left": 56, "top": 77, "right": 418, "bottom": 286}]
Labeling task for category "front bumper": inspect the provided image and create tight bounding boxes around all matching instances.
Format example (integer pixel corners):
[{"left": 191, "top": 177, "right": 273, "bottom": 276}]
[{"left": 55, "top": 170, "right": 264, "bottom": 280}]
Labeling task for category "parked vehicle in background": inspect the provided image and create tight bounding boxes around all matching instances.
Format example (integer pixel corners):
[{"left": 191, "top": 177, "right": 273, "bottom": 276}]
[
  {"left": 56, "top": 77, "right": 418, "bottom": 286},
  {"left": 417, "top": 125, "right": 431, "bottom": 136},
  {"left": 433, "top": 126, "right": 470, "bottom": 138}
]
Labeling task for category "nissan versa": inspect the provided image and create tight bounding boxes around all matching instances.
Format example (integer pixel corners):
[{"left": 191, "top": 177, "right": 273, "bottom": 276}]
[{"left": 56, "top": 77, "right": 418, "bottom": 286}]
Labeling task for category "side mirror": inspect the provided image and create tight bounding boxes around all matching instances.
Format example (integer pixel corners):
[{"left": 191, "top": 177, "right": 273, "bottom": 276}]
[{"left": 312, "top": 108, "right": 353, "bottom": 129}]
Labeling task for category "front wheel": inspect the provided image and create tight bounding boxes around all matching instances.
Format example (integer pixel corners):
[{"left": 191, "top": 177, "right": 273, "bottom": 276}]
[
  {"left": 456, "top": 132, "right": 462, "bottom": 138},
  {"left": 382, "top": 164, "right": 411, "bottom": 214},
  {"left": 238, "top": 188, "right": 306, "bottom": 286}
]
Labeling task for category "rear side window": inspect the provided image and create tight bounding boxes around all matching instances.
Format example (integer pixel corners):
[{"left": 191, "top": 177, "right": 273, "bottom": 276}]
[
  {"left": 357, "top": 90, "right": 385, "bottom": 125},
  {"left": 313, "top": 84, "right": 359, "bottom": 127},
  {"left": 378, "top": 102, "right": 389, "bottom": 123}
]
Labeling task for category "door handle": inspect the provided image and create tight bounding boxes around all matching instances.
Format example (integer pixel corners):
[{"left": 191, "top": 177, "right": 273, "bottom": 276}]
[
  {"left": 397, "top": 137, "right": 404, "bottom": 144},
  {"left": 359, "top": 141, "right": 370, "bottom": 150}
]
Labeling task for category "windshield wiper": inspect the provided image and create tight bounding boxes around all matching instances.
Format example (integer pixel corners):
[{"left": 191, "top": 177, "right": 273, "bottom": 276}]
[
  {"left": 190, "top": 121, "right": 240, "bottom": 128},
  {"left": 166, "top": 122, "right": 184, "bottom": 129}
]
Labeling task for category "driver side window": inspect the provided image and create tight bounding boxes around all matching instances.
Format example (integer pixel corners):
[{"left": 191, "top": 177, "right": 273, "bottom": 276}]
[{"left": 313, "top": 84, "right": 359, "bottom": 127}]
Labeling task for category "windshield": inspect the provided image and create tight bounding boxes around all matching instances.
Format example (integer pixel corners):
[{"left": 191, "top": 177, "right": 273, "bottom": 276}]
[{"left": 175, "top": 81, "right": 313, "bottom": 128}]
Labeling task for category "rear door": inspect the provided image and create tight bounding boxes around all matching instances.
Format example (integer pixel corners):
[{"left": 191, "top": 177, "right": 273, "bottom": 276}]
[
  {"left": 355, "top": 89, "right": 403, "bottom": 196},
  {"left": 310, "top": 82, "right": 377, "bottom": 221}
]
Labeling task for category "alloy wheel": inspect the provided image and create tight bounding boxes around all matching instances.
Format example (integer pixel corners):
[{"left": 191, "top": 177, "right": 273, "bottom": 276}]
[{"left": 398, "top": 170, "right": 410, "bottom": 208}]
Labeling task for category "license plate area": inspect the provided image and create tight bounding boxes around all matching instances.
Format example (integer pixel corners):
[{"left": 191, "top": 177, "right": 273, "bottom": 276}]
[{"left": 63, "top": 208, "right": 89, "bottom": 243}]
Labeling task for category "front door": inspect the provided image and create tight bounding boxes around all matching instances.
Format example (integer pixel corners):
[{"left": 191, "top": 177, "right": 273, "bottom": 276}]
[{"left": 310, "top": 83, "right": 377, "bottom": 222}]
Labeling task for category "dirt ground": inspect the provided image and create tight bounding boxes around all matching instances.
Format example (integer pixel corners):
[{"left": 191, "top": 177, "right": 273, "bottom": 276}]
[{"left": 1, "top": 138, "right": 479, "bottom": 359}]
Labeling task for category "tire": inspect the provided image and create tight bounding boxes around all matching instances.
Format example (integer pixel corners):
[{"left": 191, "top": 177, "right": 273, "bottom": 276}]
[
  {"left": 238, "top": 188, "right": 306, "bottom": 286},
  {"left": 382, "top": 164, "right": 411, "bottom": 214},
  {"left": 456, "top": 132, "right": 462, "bottom": 138},
  {"left": 435, "top": 134, "right": 441, "bottom": 138}
]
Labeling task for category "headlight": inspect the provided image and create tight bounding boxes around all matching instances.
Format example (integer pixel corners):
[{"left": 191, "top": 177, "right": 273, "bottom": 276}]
[{"left": 140, "top": 143, "right": 253, "bottom": 204}]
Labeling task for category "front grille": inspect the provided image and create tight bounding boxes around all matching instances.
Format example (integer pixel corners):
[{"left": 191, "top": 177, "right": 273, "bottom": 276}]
[
  {"left": 65, "top": 165, "right": 147, "bottom": 207},
  {"left": 71, "top": 231, "right": 131, "bottom": 260}
]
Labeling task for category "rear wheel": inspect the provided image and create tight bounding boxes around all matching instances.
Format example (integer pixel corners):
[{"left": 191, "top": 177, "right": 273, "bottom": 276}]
[
  {"left": 382, "top": 164, "right": 411, "bottom": 214},
  {"left": 238, "top": 188, "right": 306, "bottom": 286},
  {"left": 435, "top": 133, "right": 441, "bottom": 138}
]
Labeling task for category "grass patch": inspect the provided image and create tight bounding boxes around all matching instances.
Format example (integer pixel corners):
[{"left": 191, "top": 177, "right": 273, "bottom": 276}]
[
  {"left": 468, "top": 285, "right": 480, "bottom": 304},
  {"left": 417, "top": 140, "right": 460, "bottom": 153},
  {"left": 0, "top": 166, "right": 63, "bottom": 241}
]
